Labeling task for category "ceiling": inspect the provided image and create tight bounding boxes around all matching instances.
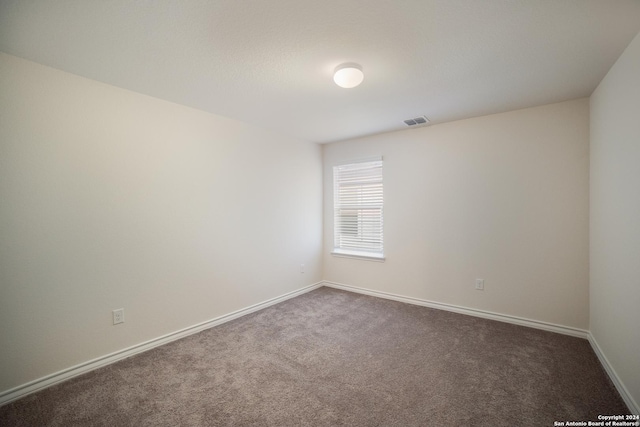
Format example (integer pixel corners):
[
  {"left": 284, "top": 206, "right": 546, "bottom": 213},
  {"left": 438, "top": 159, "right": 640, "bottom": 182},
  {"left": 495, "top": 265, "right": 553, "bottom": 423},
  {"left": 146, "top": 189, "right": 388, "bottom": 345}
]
[{"left": 1, "top": 1, "right": 640, "bottom": 143}]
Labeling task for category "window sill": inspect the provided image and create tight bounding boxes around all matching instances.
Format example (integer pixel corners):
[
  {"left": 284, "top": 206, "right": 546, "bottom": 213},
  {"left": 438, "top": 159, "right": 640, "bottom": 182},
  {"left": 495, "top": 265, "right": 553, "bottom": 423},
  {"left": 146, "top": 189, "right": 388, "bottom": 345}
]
[{"left": 331, "top": 250, "right": 386, "bottom": 262}]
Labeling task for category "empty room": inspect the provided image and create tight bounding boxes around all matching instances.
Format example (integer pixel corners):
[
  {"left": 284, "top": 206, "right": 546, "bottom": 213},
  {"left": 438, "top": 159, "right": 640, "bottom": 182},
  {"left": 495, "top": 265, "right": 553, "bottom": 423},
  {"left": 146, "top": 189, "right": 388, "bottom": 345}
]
[{"left": 1, "top": 1, "right": 639, "bottom": 425}]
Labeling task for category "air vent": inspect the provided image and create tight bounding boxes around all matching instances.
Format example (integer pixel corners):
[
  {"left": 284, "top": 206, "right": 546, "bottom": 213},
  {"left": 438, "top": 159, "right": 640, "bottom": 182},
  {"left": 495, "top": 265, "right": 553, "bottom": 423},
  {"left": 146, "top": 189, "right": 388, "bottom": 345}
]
[{"left": 403, "top": 115, "right": 430, "bottom": 126}]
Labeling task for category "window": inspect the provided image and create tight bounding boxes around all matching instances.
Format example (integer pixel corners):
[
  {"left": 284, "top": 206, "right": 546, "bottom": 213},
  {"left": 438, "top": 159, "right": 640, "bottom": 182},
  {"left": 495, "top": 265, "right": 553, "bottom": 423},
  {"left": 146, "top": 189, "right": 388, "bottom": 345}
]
[{"left": 332, "top": 158, "right": 384, "bottom": 260}]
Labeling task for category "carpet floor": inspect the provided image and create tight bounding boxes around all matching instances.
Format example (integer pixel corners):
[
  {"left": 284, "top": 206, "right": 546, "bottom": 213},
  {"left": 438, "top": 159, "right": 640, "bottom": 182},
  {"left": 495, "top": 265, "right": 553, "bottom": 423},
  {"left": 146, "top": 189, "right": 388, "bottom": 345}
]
[{"left": 0, "top": 287, "right": 629, "bottom": 426}]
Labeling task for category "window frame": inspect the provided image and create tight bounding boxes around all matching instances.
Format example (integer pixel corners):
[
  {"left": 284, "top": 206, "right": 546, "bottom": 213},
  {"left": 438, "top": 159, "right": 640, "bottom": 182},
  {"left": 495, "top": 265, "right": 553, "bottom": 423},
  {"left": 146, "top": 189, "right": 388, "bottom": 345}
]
[{"left": 331, "top": 158, "right": 385, "bottom": 262}]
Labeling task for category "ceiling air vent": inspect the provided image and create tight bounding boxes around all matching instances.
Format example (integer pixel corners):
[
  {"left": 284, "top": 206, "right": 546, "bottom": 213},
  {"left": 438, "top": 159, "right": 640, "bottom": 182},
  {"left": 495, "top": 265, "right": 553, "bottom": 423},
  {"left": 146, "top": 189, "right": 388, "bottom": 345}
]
[{"left": 403, "top": 116, "right": 430, "bottom": 126}]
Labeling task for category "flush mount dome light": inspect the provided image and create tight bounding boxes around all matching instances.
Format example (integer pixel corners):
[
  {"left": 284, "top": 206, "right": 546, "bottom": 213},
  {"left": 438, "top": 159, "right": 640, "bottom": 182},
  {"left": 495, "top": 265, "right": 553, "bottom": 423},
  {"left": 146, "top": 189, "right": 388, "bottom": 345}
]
[{"left": 333, "top": 63, "right": 364, "bottom": 88}]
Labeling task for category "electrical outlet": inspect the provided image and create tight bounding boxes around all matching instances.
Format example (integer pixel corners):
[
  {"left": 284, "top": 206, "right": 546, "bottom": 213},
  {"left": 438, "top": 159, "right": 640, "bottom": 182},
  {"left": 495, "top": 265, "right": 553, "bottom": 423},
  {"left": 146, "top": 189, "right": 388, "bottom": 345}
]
[
  {"left": 113, "top": 308, "right": 124, "bottom": 325},
  {"left": 300, "top": 264, "right": 305, "bottom": 274},
  {"left": 475, "top": 279, "right": 485, "bottom": 290}
]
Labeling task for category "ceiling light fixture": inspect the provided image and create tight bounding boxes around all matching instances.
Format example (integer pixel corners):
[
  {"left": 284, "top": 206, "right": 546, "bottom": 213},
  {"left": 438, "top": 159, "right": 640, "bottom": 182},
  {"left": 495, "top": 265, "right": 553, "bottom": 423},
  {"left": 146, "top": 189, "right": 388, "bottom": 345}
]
[{"left": 333, "top": 63, "right": 364, "bottom": 88}]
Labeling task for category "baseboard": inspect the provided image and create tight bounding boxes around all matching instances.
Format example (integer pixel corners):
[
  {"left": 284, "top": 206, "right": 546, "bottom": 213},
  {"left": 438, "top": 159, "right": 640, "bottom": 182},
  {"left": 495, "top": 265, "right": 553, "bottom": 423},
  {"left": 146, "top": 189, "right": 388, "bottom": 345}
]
[
  {"left": 5, "top": 281, "right": 635, "bottom": 415},
  {"left": 588, "top": 333, "right": 639, "bottom": 415},
  {"left": 321, "top": 281, "right": 589, "bottom": 339},
  {"left": 322, "top": 281, "right": 640, "bottom": 413},
  {"left": 0, "top": 281, "right": 323, "bottom": 407}
]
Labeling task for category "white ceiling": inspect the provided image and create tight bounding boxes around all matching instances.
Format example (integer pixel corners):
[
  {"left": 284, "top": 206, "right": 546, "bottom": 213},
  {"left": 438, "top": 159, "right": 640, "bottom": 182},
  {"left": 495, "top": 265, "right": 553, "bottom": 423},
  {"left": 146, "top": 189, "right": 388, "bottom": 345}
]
[{"left": 1, "top": 1, "right": 640, "bottom": 143}]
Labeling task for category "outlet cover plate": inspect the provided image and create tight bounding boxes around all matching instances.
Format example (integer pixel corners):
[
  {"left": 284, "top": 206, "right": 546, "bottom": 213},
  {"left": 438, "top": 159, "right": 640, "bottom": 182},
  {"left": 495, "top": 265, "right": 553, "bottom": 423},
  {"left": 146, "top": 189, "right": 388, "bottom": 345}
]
[{"left": 113, "top": 308, "right": 124, "bottom": 325}]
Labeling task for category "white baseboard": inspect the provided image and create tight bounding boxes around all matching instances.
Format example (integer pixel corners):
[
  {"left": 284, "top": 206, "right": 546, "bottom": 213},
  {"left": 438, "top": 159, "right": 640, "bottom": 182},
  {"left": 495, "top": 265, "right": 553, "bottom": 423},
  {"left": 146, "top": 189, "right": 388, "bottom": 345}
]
[
  {"left": 4, "top": 280, "right": 636, "bottom": 416},
  {"left": 0, "top": 282, "right": 323, "bottom": 407},
  {"left": 322, "top": 281, "right": 640, "bottom": 414},
  {"left": 588, "top": 333, "right": 639, "bottom": 415},
  {"left": 322, "top": 281, "right": 588, "bottom": 338}
]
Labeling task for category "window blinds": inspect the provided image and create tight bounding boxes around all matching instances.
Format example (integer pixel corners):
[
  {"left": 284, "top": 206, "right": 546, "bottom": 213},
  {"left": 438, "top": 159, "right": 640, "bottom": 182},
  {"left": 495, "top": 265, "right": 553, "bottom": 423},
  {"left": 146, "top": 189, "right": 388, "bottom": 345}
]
[{"left": 333, "top": 159, "right": 383, "bottom": 256}]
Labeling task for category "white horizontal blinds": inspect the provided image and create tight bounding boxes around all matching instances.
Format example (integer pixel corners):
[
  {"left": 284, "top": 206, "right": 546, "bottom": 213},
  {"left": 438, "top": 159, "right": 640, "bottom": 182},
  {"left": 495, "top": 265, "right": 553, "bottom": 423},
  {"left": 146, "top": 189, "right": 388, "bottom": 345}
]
[{"left": 333, "top": 159, "right": 383, "bottom": 254}]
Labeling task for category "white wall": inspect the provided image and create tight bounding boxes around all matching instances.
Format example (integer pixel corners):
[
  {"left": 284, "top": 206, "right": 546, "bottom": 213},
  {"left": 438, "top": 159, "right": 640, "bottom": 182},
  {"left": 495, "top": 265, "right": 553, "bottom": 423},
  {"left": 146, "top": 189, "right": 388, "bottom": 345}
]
[
  {"left": 323, "top": 99, "right": 590, "bottom": 329},
  {"left": 590, "top": 32, "right": 640, "bottom": 411},
  {"left": 0, "top": 53, "right": 323, "bottom": 394}
]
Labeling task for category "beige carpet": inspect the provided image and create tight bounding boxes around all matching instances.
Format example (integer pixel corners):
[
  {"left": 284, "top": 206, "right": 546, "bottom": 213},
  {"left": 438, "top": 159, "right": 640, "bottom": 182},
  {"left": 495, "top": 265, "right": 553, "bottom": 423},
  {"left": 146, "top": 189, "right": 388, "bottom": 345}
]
[{"left": 0, "top": 287, "right": 628, "bottom": 426}]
